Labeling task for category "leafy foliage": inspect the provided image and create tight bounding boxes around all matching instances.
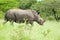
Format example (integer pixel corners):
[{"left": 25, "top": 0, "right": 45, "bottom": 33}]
[
  {"left": 0, "top": 0, "right": 60, "bottom": 20},
  {"left": 0, "top": 11, "right": 4, "bottom": 19},
  {"left": 19, "top": 0, "right": 37, "bottom": 9},
  {"left": 31, "top": 0, "right": 60, "bottom": 20},
  {"left": 0, "top": 0, "right": 19, "bottom": 12}
]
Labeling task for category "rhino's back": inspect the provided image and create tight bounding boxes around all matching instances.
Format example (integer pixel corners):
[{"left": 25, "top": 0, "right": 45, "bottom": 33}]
[{"left": 7, "top": 9, "right": 35, "bottom": 20}]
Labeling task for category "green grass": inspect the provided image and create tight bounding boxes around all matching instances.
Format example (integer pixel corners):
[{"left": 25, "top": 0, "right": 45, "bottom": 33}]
[{"left": 0, "top": 19, "right": 60, "bottom": 40}]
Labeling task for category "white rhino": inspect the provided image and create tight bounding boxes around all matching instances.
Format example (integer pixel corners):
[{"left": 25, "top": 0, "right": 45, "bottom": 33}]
[{"left": 4, "top": 9, "right": 45, "bottom": 25}]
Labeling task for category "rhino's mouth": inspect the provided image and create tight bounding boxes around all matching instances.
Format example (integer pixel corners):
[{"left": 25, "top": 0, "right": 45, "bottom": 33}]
[
  {"left": 37, "top": 18, "right": 45, "bottom": 25},
  {"left": 40, "top": 20, "right": 45, "bottom": 25}
]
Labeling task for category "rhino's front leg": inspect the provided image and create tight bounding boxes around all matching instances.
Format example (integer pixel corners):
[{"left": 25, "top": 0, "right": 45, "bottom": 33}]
[{"left": 28, "top": 20, "right": 34, "bottom": 26}]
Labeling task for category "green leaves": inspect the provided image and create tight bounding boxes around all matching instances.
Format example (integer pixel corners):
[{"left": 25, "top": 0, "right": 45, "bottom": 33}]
[
  {"left": 0, "top": 0, "right": 19, "bottom": 12},
  {"left": 31, "top": 0, "right": 60, "bottom": 20},
  {"left": 19, "top": 0, "right": 37, "bottom": 9}
]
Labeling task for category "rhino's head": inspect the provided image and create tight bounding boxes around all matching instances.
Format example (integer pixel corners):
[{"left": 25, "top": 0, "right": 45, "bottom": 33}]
[{"left": 37, "top": 15, "right": 45, "bottom": 25}]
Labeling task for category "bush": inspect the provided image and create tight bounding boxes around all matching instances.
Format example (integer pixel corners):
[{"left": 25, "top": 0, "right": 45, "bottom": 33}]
[
  {"left": 0, "top": 0, "right": 19, "bottom": 19},
  {"left": 30, "top": 0, "right": 60, "bottom": 20},
  {"left": 30, "top": 2, "right": 48, "bottom": 19},
  {"left": 0, "top": 0, "right": 19, "bottom": 12},
  {"left": 47, "top": 16, "right": 55, "bottom": 20},
  {"left": 19, "top": 0, "right": 37, "bottom": 9},
  {"left": 0, "top": 11, "right": 4, "bottom": 19}
]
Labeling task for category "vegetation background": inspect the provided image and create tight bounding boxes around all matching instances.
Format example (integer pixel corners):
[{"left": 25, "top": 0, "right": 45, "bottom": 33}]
[
  {"left": 0, "top": 0, "right": 60, "bottom": 20},
  {"left": 0, "top": 0, "right": 60, "bottom": 40}
]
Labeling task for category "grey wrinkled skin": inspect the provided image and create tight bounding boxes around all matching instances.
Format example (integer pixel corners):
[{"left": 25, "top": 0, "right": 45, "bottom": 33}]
[{"left": 4, "top": 9, "right": 45, "bottom": 25}]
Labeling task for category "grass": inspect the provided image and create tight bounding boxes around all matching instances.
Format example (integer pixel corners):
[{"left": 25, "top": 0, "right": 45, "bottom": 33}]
[{"left": 0, "top": 19, "right": 60, "bottom": 40}]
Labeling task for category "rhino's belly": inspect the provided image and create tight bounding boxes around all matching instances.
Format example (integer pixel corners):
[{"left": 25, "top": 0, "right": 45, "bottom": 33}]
[{"left": 15, "top": 12, "right": 34, "bottom": 21}]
